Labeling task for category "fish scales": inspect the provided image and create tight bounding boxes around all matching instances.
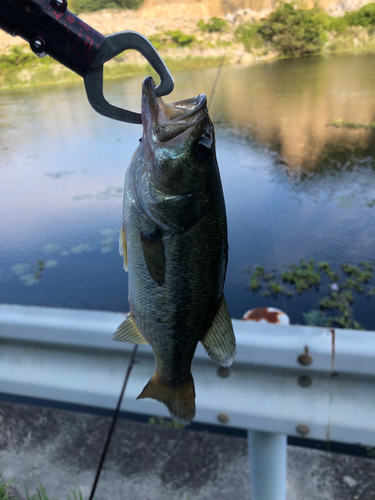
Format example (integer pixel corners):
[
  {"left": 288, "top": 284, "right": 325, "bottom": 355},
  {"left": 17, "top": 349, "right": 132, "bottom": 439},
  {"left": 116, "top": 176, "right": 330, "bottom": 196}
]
[{"left": 114, "top": 77, "right": 236, "bottom": 423}]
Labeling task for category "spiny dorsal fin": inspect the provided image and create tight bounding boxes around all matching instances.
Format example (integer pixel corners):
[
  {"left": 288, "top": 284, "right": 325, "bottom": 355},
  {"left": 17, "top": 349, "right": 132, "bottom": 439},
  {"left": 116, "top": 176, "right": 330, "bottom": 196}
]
[
  {"left": 201, "top": 296, "right": 236, "bottom": 367},
  {"left": 112, "top": 313, "right": 148, "bottom": 344},
  {"left": 137, "top": 372, "right": 195, "bottom": 424},
  {"left": 140, "top": 229, "right": 166, "bottom": 287},
  {"left": 119, "top": 226, "right": 128, "bottom": 272}
]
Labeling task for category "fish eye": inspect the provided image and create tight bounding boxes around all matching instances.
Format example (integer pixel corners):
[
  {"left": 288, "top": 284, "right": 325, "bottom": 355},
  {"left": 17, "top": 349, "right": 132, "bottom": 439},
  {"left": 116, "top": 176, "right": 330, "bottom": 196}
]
[{"left": 193, "top": 138, "right": 212, "bottom": 161}]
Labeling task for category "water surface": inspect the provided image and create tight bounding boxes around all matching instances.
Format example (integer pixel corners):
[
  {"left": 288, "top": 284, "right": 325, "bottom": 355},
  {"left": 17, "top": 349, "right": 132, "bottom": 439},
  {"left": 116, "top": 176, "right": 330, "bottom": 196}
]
[{"left": 2, "top": 53, "right": 375, "bottom": 328}]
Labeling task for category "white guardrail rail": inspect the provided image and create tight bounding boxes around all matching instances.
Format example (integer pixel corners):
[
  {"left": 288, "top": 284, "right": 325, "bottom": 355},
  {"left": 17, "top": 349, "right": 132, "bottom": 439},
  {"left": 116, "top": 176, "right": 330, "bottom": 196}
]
[{"left": 0, "top": 303, "right": 375, "bottom": 500}]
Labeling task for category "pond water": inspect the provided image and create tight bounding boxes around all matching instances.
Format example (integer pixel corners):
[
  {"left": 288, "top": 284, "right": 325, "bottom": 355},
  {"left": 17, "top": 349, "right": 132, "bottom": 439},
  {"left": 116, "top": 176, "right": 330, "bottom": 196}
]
[{"left": 2, "top": 53, "right": 375, "bottom": 329}]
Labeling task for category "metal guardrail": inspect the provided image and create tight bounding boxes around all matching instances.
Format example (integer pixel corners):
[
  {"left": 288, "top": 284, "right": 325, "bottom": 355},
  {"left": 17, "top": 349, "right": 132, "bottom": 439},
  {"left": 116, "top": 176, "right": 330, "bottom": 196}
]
[{"left": 1, "top": 303, "right": 375, "bottom": 500}]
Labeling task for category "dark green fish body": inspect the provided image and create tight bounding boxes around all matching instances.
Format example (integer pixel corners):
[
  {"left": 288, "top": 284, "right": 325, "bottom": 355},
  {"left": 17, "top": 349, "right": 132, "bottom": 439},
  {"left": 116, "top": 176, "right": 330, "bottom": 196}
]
[{"left": 115, "top": 77, "right": 236, "bottom": 423}]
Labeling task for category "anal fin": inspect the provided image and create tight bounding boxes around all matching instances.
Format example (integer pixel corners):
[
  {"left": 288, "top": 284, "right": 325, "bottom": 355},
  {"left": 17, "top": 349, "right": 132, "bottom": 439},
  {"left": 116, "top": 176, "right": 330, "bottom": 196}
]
[
  {"left": 201, "top": 296, "right": 236, "bottom": 367},
  {"left": 112, "top": 313, "right": 148, "bottom": 344}
]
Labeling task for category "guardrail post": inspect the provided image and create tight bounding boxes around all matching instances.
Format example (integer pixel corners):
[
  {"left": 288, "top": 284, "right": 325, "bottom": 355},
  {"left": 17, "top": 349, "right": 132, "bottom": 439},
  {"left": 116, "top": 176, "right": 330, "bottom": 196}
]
[{"left": 247, "top": 430, "right": 287, "bottom": 500}]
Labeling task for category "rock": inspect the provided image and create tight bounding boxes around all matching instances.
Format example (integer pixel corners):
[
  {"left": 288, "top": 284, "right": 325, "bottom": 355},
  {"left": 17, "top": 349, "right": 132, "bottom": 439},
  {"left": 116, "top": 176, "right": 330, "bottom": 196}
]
[
  {"left": 241, "top": 52, "right": 255, "bottom": 64},
  {"left": 343, "top": 475, "right": 358, "bottom": 487}
]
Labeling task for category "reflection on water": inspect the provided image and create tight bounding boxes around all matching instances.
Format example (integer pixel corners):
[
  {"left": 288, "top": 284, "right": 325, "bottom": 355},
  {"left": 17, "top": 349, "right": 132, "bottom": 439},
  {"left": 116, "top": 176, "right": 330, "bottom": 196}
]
[{"left": 1, "top": 53, "right": 375, "bottom": 327}]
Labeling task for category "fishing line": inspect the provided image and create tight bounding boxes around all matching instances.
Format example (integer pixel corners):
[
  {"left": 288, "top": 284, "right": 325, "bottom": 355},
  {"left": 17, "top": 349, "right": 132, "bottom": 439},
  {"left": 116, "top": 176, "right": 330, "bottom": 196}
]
[
  {"left": 88, "top": 345, "right": 138, "bottom": 500},
  {"left": 208, "top": 48, "right": 227, "bottom": 111},
  {"left": 208, "top": 15, "right": 236, "bottom": 110}
]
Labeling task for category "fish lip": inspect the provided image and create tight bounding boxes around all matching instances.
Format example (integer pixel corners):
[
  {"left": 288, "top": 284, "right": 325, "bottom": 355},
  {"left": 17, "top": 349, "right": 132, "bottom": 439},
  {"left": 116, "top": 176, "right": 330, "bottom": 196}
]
[
  {"left": 142, "top": 76, "right": 159, "bottom": 127},
  {"left": 142, "top": 76, "right": 208, "bottom": 140}
]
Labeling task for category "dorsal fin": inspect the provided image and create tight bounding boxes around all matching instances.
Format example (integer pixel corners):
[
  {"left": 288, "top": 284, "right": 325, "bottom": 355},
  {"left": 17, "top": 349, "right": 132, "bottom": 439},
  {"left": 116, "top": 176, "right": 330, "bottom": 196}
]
[
  {"left": 201, "top": 296, "right": 236, "bottom": 367},
  {"left": 112, "top": 313, "right": 148, "bottom": 344}
]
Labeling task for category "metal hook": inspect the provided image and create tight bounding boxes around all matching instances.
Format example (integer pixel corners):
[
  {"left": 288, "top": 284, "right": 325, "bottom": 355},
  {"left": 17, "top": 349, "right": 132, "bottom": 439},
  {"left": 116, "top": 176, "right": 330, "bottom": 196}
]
[{"left": 84, "top": 31, "right": 174, "bottom": 124}]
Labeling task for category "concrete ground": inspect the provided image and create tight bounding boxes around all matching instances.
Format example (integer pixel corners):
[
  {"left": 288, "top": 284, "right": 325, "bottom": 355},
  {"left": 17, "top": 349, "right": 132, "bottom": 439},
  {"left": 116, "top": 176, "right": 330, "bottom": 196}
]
[{"left": 0, "top": 401, "right": 374, "bottom": 500}]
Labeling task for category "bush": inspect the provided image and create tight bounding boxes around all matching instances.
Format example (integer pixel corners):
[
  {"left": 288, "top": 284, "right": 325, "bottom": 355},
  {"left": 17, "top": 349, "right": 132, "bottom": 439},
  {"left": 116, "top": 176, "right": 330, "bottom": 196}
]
[
  {"left": 260, "top": 2, "right": 328, "bottom": 57},
  {"left": 326, "top": 15, "right": 349, "bottom": 34},
  {"left": 0, "top": 46, "right": 36, "bottom": 69},
  {"left": 148, "top": 31, "right": 196, "bottom": 50},
  {"left": 165, "top": 30, "right": 196, "bottom": 46},
  {"left": 344, "top": 2, "right": 375, "bottom": 26},
  {"left": 198, "top": 17, "right": 228, "bottom": 32},
  {"left": 71, "top": 0, "right": 143, "bottom": 14},
  {"left": 235, "top": 23, "right": 264, "bottom": 51}
]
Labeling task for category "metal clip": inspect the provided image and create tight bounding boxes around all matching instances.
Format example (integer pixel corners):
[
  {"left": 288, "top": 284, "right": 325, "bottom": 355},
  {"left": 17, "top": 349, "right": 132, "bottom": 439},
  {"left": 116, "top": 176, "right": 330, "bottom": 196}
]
[{"left": 84, "top": 31, "right": 174, "bottom": 125}]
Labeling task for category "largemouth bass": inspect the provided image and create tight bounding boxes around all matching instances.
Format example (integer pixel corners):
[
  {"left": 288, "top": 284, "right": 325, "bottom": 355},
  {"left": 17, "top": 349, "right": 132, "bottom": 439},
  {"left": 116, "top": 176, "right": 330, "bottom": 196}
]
[{"left": 114, "top": 77, "right": 236, "bottom": 423}]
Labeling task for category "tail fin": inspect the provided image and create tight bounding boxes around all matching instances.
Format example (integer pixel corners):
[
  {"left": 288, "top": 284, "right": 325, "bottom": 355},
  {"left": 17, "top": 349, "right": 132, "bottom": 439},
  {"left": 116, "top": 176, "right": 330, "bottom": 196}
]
[{"left": 137, "top": 373, "right": 195, "bottom": 424}]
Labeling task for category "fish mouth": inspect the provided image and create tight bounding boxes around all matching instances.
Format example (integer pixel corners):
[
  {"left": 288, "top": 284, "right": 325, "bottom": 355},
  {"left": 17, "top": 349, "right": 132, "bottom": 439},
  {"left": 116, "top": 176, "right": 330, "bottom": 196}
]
[{"left": 142, "top": 77, "right": 208, "bottom": 142}]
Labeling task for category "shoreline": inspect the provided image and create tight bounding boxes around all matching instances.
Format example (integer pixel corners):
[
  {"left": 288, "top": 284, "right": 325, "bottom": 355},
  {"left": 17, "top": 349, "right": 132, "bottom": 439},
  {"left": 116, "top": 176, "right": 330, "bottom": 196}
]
[{"left": 2, "top": 7, "right": 375, "bottom": 91}]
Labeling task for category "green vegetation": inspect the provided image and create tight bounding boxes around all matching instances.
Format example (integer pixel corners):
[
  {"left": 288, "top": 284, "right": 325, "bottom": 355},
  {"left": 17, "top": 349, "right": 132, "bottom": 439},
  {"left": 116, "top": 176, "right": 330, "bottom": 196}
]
[
  {"left": 198, "top": 17, "right": 228, "bottom": 32},
  {"left": 0, "top": 44, "right": 224, "bottom": 91},
  {"left": 5, "top": 2, "right": 375, "bottom": 91},
  {"left": 260, "top": 2, "right": 328, "bottom": 57},
  {"left": 246, "top": 259, "right": 375, "bottom": 329},
  {"left": 0, "top": 46, "right": 36, "bottom": 70},
  {"left": 147, "top": 30, "right": 196, "bottom": 51},
  {"left": 344, "top": 2, "right": 375, "bottom": 26},
  {"left": 165, "top": 30, "right": 196, "bottom": 46},
  {"left": 234, "top": 2, "right": 375, "bottom": 57},
  {"left": 148, "top": 416, "right": 185, "bottom": 429},
  {"left": 330, "top": 118, "right": 375, "bottom": 129},
  {"left": 70, "top": 0, "right": 142, "bottom": 14},
  {"left": 303, "top": 309, "right": 328, "bottom": 326},
  {"left": 0, "top": 475, "right": 82, "bottom": 500},
  {"left": 235, "top": 23, "right": 264, "bottom": 51}
]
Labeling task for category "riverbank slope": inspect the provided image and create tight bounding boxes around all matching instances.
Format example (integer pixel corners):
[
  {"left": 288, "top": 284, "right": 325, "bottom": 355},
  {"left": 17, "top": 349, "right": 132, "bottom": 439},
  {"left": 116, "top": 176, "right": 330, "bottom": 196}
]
[{"left": 2, "top": 2, "right": 375, "bottom": 91}]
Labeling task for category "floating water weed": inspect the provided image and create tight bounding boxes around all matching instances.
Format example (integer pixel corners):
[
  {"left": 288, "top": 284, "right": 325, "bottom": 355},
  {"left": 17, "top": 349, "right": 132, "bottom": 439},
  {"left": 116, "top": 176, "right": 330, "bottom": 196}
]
[
  {"left": 360, "top": 261, "right": 374, "bottom": 271},
  {"left": 303, "top": 309, "right": 328, "bottom": 327},
  {"left": 246, "top": 258, "right": 373, "bottom": 328}
]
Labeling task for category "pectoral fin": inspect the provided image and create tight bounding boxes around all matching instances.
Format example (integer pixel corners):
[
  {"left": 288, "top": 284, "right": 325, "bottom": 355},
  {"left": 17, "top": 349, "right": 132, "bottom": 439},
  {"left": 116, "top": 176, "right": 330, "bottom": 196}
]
[
  {"left": 140, "top": 229, "right": 166, "bottom": 286},
  {"left": 201, "top": 296, "right": 236, "bottom": 367},
  {"left": 112, "top": 313, "right": 148, "bottom": 344},
  {"left": 119, "top": 226, "right": 128, "bottom": 272}
]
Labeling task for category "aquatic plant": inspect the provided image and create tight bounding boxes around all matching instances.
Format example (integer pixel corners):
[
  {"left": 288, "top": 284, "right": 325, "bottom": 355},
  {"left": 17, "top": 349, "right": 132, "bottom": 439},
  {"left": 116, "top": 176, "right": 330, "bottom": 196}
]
[
  {"left": 360, "top": 261, "right": 374, "bottom": 271},
  {"left": 303, "top": 309, "right": 328, "bottom": 327},
  {"left": 249, "top": 276, "right": 262, "bottom": 291},
  {"left": 264, "top": 273, "right": 276, "bottom": 281},
  {"left": 280, "top": 259, "right": 321, "bottom": 293},
  {"left": 245, "top": 258, "right": 374, "bottom": 329},
  {"left": 341, "top": 263, "right": 361, "bottom": 276}
]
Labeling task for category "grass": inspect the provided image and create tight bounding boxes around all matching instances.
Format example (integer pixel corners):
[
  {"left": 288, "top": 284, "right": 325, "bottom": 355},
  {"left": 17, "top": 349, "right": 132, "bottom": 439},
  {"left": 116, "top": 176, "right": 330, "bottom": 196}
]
[
  {"left": 148, "top": 416, "right": 185, "bottom": 429},
  {"left": 245, "top": 259, "right": 375, "bottom": 329},
  {"left": 0, "top": 476, "right": 83, "bottom": 500},
  {"left": 0, "top": 46, "right": 225, "bottom": 91},
  {"left": 330, "top": 118, "right": 375, "bottom": 129}
]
